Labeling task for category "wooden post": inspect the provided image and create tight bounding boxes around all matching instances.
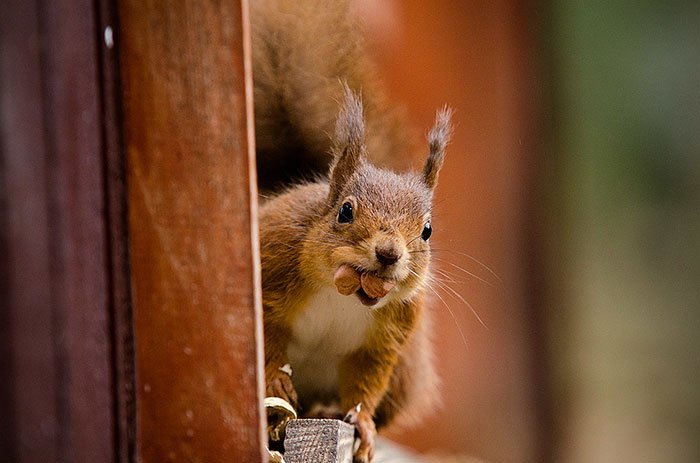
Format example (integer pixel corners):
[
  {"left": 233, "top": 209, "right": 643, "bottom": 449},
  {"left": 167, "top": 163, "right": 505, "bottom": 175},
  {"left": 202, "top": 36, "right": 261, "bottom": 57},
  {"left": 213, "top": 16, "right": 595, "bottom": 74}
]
[
  {"left": 1, "top": 0, "right": 117, "bottom": 460},
  {"left": 117, "top": 0, "right": 267, "bottom": 461}
]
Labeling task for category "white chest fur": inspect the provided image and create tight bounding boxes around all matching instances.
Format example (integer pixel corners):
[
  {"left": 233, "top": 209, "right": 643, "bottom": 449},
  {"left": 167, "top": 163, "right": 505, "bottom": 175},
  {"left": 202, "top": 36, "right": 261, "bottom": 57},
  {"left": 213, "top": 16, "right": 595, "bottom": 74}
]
[{"left": 288, "top": 286, "right": 374, "bottom": 400}]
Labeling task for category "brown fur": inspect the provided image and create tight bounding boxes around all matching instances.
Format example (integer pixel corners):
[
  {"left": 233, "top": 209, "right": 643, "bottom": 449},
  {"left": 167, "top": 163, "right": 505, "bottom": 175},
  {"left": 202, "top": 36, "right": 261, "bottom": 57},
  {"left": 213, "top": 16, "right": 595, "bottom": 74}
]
[
  {"left": 252, "top": 2, "right": 452, "bottom": 461},
  {"left": 250, "top": 0, "right": 416, "bottom": 192}
]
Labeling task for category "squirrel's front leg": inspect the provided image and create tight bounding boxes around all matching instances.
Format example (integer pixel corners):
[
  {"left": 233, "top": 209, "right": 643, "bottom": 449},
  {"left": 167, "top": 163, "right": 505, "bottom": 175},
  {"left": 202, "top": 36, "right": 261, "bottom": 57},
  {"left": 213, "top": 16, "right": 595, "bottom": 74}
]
[
  {"left": 263, "top": 320, "right": 298, "bottom": 408},
  {"left": 338, "top": 348, "right": 399, "bottom": 463}
]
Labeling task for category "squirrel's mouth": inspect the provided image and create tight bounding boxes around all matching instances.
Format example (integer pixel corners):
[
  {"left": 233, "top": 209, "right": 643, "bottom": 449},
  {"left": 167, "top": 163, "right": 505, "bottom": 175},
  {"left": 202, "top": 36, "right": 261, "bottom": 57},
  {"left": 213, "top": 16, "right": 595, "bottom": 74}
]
[
  {"left": 333, "top": 264, "right": 395, "bottom": 306},
  {"left": 355, "top": 287, "right": 380, "bottom": 306}
]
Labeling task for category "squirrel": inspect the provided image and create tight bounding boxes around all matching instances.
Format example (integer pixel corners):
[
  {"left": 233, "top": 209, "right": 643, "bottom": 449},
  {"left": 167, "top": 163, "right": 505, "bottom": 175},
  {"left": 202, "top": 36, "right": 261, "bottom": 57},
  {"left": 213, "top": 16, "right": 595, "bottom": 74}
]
[{"left": 251, "top": 1, "right": 452, "bottom": 462}]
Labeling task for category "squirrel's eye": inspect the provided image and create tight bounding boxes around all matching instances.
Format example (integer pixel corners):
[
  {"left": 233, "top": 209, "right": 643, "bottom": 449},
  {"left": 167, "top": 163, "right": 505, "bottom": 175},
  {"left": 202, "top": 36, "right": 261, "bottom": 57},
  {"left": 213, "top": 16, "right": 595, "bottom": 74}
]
[
  {"left": 338, "top": 202, "right": 353, "bottom": 223},
  {"left": 421, "top": 222, "right": 432, "bottom": 241}
]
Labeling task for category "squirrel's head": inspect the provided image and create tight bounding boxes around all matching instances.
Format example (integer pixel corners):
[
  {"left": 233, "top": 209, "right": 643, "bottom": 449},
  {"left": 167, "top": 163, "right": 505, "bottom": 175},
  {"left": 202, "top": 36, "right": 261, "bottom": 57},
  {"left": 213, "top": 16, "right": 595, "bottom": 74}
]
[{"left": 304, "top": 86, "right": 453, "bottom": 308}]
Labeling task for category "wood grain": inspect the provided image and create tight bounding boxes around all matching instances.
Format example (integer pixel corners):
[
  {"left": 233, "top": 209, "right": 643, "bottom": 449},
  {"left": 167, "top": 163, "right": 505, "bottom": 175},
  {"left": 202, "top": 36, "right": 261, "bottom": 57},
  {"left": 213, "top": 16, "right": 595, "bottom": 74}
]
[
  {"left": 117, "top": 0, "right": 266, "bottom": 461},
  {"left": 284, "top": 419, "right": 354, "bottom": 463}
]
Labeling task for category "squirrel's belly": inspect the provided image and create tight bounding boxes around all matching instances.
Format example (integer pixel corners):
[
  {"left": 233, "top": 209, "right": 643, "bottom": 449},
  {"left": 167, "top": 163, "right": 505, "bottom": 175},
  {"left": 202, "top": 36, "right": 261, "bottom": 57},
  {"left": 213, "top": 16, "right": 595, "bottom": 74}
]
[{"left": 288, "top": 286, "right": 374, "bottom": 402}]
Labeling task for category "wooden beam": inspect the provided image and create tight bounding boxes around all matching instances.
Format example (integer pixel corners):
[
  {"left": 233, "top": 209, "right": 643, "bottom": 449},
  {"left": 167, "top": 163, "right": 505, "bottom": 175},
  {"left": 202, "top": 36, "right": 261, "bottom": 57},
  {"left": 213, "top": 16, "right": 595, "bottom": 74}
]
[
  {"left": 283, "top": 419, "right": 355, "bottom": 463},
  {"left": 282, "top": 420, "right": 431, "bottom": 463},
  {"left": 117, "top": 0, "right": 266, "bottom": 461}
]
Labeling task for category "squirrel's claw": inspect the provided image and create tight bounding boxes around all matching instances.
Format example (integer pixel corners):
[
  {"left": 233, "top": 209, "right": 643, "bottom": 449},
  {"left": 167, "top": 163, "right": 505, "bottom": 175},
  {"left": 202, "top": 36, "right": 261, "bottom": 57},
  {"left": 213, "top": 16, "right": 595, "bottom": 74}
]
[
  {"left": 344, "top": 405, "right": 376, "bottom": 463},
  {"left": 266, "top": 368, "right": 299, "bottom": 409}
]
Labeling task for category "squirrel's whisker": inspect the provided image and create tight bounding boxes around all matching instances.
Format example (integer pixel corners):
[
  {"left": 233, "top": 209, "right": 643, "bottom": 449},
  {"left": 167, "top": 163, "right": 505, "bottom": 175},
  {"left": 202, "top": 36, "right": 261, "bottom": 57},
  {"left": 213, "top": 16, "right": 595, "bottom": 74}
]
[
  {"left": 431, "top": 268, "right": 462, "bottom": 285},
  {"left": 431, "top": 248, "right": 502, "bottom": 283},
  {"left": 430, "top": 255, "right": 496, "bottom": 287},
  {"left": 428, "top": 274, "right": 488, "bottom": 330},
  {"left": 419, "top": 274, "right": 470, "bottom": 352}
]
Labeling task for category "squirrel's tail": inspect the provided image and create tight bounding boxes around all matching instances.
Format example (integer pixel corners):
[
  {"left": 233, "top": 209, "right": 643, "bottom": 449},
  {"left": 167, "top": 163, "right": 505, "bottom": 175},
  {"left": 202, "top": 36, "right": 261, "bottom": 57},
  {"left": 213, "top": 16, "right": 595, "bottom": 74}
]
[{"left": 250, "top": 0, "right": 414, "bottom": 192}]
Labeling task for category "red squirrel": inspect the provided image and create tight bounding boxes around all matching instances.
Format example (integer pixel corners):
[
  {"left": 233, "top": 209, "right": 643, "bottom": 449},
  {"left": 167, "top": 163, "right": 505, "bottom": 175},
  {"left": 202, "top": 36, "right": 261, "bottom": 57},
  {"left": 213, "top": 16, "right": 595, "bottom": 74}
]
[{"left": 252, "top": 1, "right": 452, "bottom": 462}]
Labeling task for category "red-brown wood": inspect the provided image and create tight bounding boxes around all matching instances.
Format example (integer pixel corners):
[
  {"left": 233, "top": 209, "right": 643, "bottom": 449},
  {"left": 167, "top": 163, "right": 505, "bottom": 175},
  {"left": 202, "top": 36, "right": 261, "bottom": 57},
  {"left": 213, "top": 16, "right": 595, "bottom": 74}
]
[
  {"left": 96, "top": 0, "right": 138, "bottom": 460},
  {"left": 117, "top": 0, "right": 266, "bottom": 461},
  {"left": 1, "top": 0, "right": 117, "bottom": 461}
]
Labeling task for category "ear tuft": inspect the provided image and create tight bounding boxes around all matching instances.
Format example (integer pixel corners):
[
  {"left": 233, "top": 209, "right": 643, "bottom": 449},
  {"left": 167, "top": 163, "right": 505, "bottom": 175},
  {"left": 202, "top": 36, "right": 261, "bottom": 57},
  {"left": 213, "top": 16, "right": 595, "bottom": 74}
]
[
  {"left": 328, "top": 83, "right": 366, "bottom": 204},
  {"left": 334, "top": 83, "right": 365, "bottom": 152},
  {"left": 423, "top": 106, "right": 454, "bottom": 189}
]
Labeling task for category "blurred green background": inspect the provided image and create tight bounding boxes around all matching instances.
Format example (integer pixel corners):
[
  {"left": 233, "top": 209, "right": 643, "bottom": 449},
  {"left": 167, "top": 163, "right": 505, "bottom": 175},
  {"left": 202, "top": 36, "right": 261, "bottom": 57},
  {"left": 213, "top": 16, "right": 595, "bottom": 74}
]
[{"left": 546, "top": 1, "right": 700, "bottom": 461}]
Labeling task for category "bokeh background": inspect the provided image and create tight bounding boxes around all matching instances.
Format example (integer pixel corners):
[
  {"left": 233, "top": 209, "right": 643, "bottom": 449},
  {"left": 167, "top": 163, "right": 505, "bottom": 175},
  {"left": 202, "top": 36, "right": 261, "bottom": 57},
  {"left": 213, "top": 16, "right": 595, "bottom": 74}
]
[{"left": 355, "top": 1, "right": 700, "bottom": 462}]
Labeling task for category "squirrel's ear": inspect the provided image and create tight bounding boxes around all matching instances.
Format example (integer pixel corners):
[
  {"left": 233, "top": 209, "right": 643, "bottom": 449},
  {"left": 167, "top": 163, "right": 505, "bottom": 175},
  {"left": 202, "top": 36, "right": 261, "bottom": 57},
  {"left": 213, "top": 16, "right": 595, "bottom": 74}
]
[
  {"left": 328, "top": 85, "right": 366, "bottom": 204},
  {"left": 423, "top": 106, "right": 454, "bottom": 189}
]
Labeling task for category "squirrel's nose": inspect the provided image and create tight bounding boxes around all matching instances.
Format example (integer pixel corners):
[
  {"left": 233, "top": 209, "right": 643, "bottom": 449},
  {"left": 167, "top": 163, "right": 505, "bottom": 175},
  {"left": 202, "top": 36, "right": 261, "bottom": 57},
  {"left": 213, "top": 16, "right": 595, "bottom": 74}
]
[{"left": 375, "top": 246, "right": 402, "bottom": 266}]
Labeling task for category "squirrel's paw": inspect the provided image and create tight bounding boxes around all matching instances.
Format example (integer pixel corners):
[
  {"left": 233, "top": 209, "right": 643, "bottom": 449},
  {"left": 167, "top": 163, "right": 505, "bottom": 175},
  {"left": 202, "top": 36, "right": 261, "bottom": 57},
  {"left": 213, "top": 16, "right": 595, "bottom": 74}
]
[
  {"left": 344, "top": 404, "right": 376, "bottom": 463},
  {"left": 266, "top": 364, "right": 299, "bottom": 409}
]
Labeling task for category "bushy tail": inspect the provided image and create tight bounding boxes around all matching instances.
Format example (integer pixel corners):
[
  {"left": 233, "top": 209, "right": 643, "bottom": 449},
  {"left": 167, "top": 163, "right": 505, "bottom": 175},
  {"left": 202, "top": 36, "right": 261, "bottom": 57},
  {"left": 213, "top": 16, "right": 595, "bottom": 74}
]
[{"left": 250, "top": 0, "right": 414, "bottom": 191}]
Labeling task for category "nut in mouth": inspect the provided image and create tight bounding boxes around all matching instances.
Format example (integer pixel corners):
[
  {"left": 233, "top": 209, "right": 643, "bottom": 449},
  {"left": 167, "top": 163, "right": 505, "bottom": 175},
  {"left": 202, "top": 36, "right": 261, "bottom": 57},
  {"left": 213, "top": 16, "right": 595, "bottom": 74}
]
[{"left": 333, "top": 264, "right": 396, "bottom": 306}]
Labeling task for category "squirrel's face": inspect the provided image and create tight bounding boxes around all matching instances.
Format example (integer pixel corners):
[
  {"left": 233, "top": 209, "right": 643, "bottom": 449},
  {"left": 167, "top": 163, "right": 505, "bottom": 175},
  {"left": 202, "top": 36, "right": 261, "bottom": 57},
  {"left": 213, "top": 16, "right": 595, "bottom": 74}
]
[
  {"left": 306, "top": 165, "right": 434, "bottom": 307},
  {"left": 304, "top": 86, "right": 452, "bottom": 308}
]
